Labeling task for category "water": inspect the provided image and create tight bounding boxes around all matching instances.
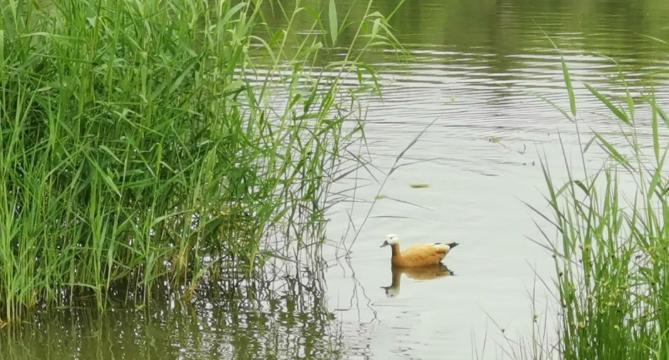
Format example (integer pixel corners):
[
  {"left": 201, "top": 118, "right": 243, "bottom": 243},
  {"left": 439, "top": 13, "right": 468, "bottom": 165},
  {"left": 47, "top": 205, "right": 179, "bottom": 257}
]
[
  {"left": 1, "top": 268, "right": 342, "bottom": 359},
  {"left": 322, "top": 0, "right": 669, "bottom": 358},
  {"left": 4, "top": 0, "right": 669, "bottom": 358}
]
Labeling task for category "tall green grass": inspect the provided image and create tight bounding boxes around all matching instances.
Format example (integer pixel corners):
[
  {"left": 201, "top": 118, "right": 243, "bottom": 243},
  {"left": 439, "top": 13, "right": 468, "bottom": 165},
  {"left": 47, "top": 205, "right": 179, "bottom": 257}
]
[
  {"left": 536, "top": 62, "right": 669, "bottom": 358},
  {"left": 0, "top": 0, "right": 399, "bottom": 323}
]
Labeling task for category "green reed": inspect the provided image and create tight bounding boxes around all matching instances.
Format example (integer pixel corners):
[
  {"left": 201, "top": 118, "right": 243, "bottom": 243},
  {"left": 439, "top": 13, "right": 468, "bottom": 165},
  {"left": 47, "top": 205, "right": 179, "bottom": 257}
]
[
  {"left": 0, "top": 0, "right": 399, "bottom": 322},
  {"left": 534, "top": 58, "right": 669, "bottom": 358}
]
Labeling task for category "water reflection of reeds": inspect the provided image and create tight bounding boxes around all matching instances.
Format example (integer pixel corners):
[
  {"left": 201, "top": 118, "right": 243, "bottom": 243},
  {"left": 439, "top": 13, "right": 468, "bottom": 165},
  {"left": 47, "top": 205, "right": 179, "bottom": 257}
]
[{"left": 0, "top": 257, "right": 342, "bottom": 359}]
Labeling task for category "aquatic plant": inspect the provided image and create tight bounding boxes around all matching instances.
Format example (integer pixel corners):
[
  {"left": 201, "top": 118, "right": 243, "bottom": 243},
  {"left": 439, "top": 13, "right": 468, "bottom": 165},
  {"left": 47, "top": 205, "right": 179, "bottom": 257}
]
[
  {"left": 0, "top": 0, "right": 400, "bottom": 322},
  {"left": 534, "top": 59, "right": 669, "bottom": 358}
]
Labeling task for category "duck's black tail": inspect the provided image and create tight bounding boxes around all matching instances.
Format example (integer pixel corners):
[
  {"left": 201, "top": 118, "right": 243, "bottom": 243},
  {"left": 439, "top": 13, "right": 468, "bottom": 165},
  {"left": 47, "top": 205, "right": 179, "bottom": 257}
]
[{"left": 447, "top": 242, "right": 459, "bottom": 248}]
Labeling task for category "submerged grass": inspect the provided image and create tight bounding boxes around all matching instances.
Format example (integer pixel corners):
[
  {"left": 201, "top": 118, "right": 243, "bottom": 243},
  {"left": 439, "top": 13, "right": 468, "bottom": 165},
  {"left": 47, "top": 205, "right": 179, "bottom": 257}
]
[
  {"left": 0, "top": 0, "right": 399, "bottom": 322},
  {"left": 534, "top": 60, "right": 669, "bottom": 358}
]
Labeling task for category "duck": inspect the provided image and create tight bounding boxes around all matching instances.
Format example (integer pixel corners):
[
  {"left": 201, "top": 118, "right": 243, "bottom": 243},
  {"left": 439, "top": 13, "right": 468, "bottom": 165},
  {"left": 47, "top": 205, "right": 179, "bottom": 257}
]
[
  {"left": 382, "top": 263, "right": 454, "bottom": 298},
  {"left": 380, "top": 233, "right": 458, "bottom": 267}
]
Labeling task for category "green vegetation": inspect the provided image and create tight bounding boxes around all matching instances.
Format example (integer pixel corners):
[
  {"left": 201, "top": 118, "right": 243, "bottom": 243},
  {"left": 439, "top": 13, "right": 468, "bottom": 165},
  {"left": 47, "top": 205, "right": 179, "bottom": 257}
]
[
  {"left": 0, "top": 0, "right": 399, "bottom": 323},
  {"left": 535, "top": 63, "right": 669, "bottom": 358},
  {"left": 0, "top": 265, "right": 340, "bottom": 359}
]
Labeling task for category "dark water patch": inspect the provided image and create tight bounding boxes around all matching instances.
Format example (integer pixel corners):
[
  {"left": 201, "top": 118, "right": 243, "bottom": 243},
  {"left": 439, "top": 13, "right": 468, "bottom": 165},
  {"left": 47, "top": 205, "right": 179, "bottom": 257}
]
[{"left": 0, "top": 260, "right": 343, "bottom": 360}]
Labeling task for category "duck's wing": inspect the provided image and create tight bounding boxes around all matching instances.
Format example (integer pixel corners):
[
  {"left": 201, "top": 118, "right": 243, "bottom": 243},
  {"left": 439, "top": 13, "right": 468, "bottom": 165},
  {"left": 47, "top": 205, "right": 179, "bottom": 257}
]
[
  {"left": 398, "top": 244, "right": 449, "bottom": 266},
  {"left": 402, "top": 243, "right": 449, "bottom": 255},
  {"left": 430, "top": 243, "right": 452, "bottom": 251}
]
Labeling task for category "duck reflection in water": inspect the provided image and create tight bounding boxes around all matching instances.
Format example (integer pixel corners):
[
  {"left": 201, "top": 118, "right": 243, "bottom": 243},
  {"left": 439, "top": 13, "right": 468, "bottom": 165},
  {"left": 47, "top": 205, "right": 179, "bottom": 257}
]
[{"left": 382, "top": 263, "right": 454, "bottom": 298}]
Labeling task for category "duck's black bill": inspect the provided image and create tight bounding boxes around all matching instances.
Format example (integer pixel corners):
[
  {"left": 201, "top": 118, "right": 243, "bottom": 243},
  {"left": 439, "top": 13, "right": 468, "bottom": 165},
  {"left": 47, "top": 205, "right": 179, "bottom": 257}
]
[{"left": 380, "top": 241, "right": 389, "bottom": 248}]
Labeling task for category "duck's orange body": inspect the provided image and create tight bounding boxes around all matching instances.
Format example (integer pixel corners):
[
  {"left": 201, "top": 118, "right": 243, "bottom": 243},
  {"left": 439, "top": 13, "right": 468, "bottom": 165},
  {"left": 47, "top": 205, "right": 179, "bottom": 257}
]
[
  {"left": 381, "top": 234, "right": 458, "bottom": 268},
  {"left": 389, "top": 243, "right": 453, "bottom": 267}
]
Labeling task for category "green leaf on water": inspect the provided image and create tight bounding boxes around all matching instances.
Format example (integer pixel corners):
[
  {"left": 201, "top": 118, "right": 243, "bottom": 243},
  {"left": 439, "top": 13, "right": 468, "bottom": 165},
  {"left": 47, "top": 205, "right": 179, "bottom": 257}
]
[
  {"left": 328, "top": 0, "right": 338, "bottom": 45},
  {"left": 410, "top": 183, "right": 429, "bottom": 188}
]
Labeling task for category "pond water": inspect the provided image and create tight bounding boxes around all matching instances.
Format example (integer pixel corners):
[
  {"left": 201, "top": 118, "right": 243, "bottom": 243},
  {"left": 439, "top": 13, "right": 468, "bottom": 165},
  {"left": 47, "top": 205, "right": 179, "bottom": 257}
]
[
  {"left": 3, "top": 0, "right": 669, "bottom": 359},
  {"left": 324, "top": 0, "right": 669, "bottom": 358}
]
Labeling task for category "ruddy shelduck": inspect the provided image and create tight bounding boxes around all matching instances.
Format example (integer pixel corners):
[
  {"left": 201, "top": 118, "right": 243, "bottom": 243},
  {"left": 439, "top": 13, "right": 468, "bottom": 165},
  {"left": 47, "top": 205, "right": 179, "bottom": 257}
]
[{"left": 380, "top": 234, "right": 458, "bottom": 267}]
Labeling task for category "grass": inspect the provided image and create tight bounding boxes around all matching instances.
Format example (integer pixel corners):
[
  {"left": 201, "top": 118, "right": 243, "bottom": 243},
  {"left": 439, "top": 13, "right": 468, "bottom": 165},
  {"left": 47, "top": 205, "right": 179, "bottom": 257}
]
[
  {"left": 531, "top": 58, "right": 669, "bottom": 358},
  {"left": 0, "top": 0, "right": 400, "bottom": 323}
]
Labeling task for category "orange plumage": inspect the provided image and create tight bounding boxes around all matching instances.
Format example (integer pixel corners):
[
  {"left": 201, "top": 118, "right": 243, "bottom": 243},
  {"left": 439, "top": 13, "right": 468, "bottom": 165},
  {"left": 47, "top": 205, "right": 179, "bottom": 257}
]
[{"left": 380, "top": 234, "right": 458, "bottom": 267}]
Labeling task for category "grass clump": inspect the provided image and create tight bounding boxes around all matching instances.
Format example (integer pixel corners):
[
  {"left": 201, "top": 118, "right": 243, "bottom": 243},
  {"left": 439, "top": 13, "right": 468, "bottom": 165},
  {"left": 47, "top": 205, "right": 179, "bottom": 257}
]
[
  {"left": 0, "top": 0, "right": 398, "bottom": 322},
  {"left": 536, "top": 62, "right": 669, "bottom": 358}
]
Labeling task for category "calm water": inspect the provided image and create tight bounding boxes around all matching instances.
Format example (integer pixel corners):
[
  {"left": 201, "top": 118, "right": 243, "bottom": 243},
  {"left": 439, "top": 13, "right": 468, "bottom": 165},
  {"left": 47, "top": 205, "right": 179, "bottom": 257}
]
[
  {"left": 325, "top": 0, "right": 669, "bottom": 358},
  {"left": 4, "top": 0, "right": 669, "bottom": 358}
]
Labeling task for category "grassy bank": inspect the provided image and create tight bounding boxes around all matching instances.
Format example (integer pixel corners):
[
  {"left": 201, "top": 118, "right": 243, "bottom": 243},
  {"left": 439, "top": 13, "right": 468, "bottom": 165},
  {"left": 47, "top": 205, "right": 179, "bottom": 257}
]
[
  {"left": 0, "top": 0, "right": 397, "bottom": 322},
  {"left": 536, "top": 65, "right": 669, "bottom": 358}
]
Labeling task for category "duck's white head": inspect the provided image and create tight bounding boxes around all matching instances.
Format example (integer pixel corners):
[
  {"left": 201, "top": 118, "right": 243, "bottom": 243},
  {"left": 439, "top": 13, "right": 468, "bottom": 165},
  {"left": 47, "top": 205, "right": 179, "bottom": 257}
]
[{"left": 380, "top": 233, "right": 400, "bottom": 247}]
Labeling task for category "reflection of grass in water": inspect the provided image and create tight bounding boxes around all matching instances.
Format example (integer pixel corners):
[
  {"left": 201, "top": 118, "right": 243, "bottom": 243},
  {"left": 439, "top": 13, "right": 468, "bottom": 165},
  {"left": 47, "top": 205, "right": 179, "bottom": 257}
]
[
  {"left": 0, "top": 259, "right": 343, "bottom": 359},
  {"left": 0, "top": 0, "right": 401, "bottom": 322},
  {"left": 521, "top": 57, "right": 669, "bottom": 358}
]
